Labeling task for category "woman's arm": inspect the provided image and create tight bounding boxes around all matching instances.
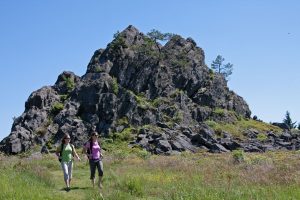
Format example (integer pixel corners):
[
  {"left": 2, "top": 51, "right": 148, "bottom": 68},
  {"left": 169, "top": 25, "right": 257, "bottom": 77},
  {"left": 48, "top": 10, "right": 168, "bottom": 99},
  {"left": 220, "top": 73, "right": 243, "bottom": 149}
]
[
  {"left": 73, "top": 147, "right": 81, "bottom": 161},
  {"left": 99, "top": 143, "right": 103, "bottom": 159},
  {"left": 83, "top": 145, "right": 90, "bottom": 159},
  {"left": 55, "top": 146, "right": 61, "bottom": 157}
]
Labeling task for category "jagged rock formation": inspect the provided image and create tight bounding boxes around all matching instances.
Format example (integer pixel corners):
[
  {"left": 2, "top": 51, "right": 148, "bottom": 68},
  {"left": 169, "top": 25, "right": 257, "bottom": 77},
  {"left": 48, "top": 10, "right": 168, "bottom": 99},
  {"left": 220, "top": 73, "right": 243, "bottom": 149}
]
[{"left": 1, "top": 25, "right": 297, "bottom": 155}]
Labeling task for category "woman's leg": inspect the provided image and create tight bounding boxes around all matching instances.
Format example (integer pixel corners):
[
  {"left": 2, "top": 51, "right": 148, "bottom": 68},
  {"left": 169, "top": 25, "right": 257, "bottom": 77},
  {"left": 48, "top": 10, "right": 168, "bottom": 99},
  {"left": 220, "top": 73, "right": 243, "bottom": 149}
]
[
  {"left": 61, "top": 162, "right": 70, "bottom": 189},
  {"left": 89, "top": 160, "right": 96, "bottom": 187},
  {"left": 96, "top": 160, "right": 104, "bottom": 188},
  {"left": 67, "top": 161, "right": 73, "bottom": 188}
]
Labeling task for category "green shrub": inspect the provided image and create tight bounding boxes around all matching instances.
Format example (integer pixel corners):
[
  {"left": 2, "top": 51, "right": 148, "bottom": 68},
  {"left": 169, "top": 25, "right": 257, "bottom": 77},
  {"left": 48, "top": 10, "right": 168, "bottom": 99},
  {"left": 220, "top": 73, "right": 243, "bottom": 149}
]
[
  {"left": 257, "top": 133, "right": 268, "bottom": 142},
  {"left": 152, "top": 97, "right": 169, "bottom": 107},
  {"left": 209, "top": 68, "right": 214, "bottom": 80},
  {"left": 110, "top": 35, "right": 127, "bottom": 52},
  {"left": 213, "top": 108, "right": 226, "bottom": 117},
  {"left": 103, "top": 138, "right": 114, "bottom": 144},
  {"left": 138, "top": 37, "right": 159, "bottom": 58},
  {"left": 205, "top": 118, "right": 282, "bottom": 139},
  {"left": 130, "top": 147, "right": 151, "bottom": 160},
  {"left": 59, "top": 94, "right": 68, "bottom": 102},
  {"left": 174, "top": 111, "right": 183, "bottom": 123},
  {"left": 232, "top": 149, "right": 245, "bottom": 163},
  {"left": 113, "top": 128, "right": 135, "bottom": 142},
  {"left": 215, "top": 127, "right": 223, "bottom": 136},
  {"left": 35, "top": 127, "right": 47, "bottom": 136},
  {"left": 51, "top": 102, "right": 64, "bottom": 115},
  {"left": 116, "top": 117, "right": 129, "bottom": 126},
  {"left": 45, "top": 139, "right": 53, "bottom": 150},
  {"left": 112, "top": 77, "right": 119, "bottom": 95},
  {"left": 135, "top": 93, "right": 152, "bottom": 109},
  {"left": 95, "top": 66, "right": 105, "bottom": 73},
  {"left": 62, "top": 75, "right": 75, "bottom": 92},
  {"left": 205, "top": 120, "right": 218, "bottom": 128}
]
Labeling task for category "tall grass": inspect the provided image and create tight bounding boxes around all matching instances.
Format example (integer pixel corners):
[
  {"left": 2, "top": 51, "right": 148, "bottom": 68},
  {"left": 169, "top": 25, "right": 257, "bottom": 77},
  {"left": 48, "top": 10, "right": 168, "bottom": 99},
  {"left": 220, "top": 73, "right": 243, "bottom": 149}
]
[
  {"left": 1, "top": 150, "right": 300, "bottom": 199},
  {"left": 0, "top": 155, "right": 60, "bottom": 200}
]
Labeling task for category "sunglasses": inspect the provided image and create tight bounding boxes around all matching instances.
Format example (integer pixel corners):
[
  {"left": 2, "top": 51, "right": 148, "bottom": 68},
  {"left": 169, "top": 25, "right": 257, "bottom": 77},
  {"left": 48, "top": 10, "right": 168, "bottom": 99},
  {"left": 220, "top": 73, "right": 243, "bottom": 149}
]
[{"left": 65, "top": 138, "right": 71, "bottom": 140}]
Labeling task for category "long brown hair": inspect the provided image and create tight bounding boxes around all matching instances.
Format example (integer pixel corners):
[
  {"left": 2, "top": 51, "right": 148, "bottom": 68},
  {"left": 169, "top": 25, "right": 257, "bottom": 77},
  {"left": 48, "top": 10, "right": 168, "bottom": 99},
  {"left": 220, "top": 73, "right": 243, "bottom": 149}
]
[
  {"left": 89, "top": 132, "right": 99, "bottom": 143},
  {"left": 61, "top": 133, "right": 71, "bottom": 145},
  {"left": 60, "top": 133, "right": 74, "bottom": 156}
]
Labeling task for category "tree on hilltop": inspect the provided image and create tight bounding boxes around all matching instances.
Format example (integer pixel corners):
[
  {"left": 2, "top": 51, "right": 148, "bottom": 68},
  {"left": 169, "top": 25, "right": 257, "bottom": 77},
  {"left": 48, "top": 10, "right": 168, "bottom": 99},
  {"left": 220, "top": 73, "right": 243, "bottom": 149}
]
[
  {"left": 147, "top": 29, "right": 174, "bottom": 53},
  {"left": 211, "top": 55, "right": 233, "bottom": 80},
  {"left": 283, "top": 111, "right": 297, "bottom": 130}
]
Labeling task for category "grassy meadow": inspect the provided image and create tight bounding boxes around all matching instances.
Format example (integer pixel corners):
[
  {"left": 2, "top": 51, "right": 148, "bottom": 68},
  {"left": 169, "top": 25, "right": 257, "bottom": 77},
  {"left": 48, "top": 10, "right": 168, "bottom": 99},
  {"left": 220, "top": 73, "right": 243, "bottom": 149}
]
[{"left": 1, "top": 145, "right": 300, "bottom": 200}]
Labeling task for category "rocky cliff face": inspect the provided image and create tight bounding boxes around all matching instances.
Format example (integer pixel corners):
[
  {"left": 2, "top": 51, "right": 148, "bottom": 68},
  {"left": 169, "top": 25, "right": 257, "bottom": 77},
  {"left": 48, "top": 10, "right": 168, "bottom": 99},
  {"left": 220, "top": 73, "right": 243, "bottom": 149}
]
[{"left": 3, "top": 25, "right": 293, "bottom": 155}]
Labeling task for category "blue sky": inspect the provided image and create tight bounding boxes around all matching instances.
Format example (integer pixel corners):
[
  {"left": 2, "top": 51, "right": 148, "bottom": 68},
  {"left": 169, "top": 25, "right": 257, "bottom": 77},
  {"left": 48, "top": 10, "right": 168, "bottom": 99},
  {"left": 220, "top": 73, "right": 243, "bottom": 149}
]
[{"left": 1, "top": 1, "right": 299, "bottom": 140}]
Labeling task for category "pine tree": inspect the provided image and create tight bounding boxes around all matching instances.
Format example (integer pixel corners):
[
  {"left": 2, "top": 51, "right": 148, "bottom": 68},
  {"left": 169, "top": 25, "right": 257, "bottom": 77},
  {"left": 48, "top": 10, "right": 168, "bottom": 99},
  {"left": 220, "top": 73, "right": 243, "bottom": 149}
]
[
  {"left": 147, "top": 29, "right": 173, "bottom": 52},
  {"left": 283, "top": 111, "right": 297, "bottom": 129},
  {"left": 211, "top": 55, "right": 233, "bottom": 80}
]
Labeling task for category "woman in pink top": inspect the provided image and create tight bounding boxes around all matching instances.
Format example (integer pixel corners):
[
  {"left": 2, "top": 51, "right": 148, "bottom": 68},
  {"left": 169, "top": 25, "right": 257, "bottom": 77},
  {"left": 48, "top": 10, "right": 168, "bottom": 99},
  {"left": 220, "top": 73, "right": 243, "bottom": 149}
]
[{"left": 83, "top": 131, "right": 103, "bottom": 189}]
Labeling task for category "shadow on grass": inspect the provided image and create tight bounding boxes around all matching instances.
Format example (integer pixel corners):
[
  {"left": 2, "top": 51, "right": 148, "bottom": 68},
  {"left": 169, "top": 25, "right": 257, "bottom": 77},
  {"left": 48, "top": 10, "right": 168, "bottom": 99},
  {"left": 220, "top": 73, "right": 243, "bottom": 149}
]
[
  {"left": 70, "top": 186, "right": 90, "bottom": 190},
  {"left": 60, "top": 186, "right": 90, "bottom": 192}
]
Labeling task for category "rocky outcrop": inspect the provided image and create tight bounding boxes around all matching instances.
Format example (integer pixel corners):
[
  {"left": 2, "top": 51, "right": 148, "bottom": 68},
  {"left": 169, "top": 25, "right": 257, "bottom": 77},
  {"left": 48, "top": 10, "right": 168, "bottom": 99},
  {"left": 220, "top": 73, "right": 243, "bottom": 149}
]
[{"left": 1, "top": 25, "right": 287, "bottom": 155}]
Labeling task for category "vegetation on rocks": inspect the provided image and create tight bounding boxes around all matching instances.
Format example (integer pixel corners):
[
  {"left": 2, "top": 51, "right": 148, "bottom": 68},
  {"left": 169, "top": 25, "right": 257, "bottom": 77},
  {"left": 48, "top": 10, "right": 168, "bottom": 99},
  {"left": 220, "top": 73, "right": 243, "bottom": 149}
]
[
  {"left": 111, "top": 77, "right": 119, "bottom": 95},
  {"left": 205, "top": 118, "right": 282, "bottom": 138},
  {"left": 62, "top": 75, "right": 75, "bottom": 93},
  {"left": 51, "top": 102, "right": 64, "bottom": 115},
  {"left": 109, "top": 32, "right": 127, "bottom": 52}
]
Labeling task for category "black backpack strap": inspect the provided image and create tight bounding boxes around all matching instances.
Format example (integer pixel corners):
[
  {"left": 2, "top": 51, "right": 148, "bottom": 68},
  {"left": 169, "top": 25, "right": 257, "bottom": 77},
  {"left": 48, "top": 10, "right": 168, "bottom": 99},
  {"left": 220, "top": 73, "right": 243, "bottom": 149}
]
[
  {"left": 85, "top": 139, "right": 93, "bottom": 159},
  {"left": 60, "top": 143, "right": 64, "bottom": 157}
]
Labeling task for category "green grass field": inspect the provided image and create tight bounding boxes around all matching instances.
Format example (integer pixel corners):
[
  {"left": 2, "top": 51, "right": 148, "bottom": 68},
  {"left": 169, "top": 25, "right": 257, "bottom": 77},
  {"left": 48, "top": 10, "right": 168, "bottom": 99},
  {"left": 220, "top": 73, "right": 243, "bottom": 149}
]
[{"left": 1, "top": 148, "right": 300, "bottom": 200}]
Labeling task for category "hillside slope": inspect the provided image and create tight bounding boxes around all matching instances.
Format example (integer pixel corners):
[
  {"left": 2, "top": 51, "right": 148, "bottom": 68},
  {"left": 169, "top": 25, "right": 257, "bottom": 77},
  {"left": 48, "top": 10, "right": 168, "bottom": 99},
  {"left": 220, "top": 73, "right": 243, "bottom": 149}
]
[{"left": 1, "top": 25, "right": 298, "bottom": 155}]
